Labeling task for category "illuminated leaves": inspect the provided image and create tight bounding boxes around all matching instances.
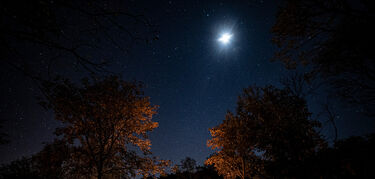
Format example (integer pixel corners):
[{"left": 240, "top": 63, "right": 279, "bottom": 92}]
[
  {"left": 41, "top": 76, "right": 167, "bottom": 178},
  {"left": 206, "top": 86, "right": 323, "bottom": 178}
]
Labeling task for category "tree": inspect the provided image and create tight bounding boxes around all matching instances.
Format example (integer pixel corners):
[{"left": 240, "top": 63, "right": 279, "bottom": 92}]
[
  {"left": 1, "top": 0, "right": 157, "bottom": 79},
  {"left": 0, "top": 121, "right": 9, "bottom": 145},
  {"left": 171, "top": 157, "right": 197, "bottom": 179},
  {"left": 206, "top": 86, "right": 324, "bottom": 178},
  {"left": 0, "top": 157, "right": 40, "bottom": 179},
  {"left": 0, "top": 140, "right": 70, "bottom": 179},
  {"left": 180, "top": 157, "right": 196, "bottom": 174},
  {"left": 193, "top": 165, "right": 223, "bottom": 179},
  {"left": 304, "top": 133, "right": 375, "bottom": 178},
  {"left": 271, "top": 0, "right": 375, "bottom": 116},
  {"left": 280, "top": 72, "right": 323, "bottom": 99},
  {"left": 328, "top": 133, "right": 375, "bottom": 178},
  {"left": 161, "top": 164, "right": 222, "bottom": 179},
  {"left": 0, "top": 0, "right": 158, "bottom": 150},
  {"left": 32, "top": 139, "right": 71, "bottom": 179},
  {"left": 206, "top": 113, "right": 264, "bottom": 179},
  {"left": 40, "top": 76, "right": 168, "bottom": 179}
]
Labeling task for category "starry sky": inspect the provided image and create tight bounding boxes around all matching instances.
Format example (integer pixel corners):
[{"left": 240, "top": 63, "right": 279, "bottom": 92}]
[{"left": 1, "top": 0, "right": 374, "bottom": 166}]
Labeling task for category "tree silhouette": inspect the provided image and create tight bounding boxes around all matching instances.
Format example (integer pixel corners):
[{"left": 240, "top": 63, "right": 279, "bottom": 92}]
[
  {"left": 164, "top": 159, "right": 221, "bottom": 179},
  {"left": 180, "top": 157, "right": 196, "bottom": 174},
  {"left": 0, "top": 140, "right": 70, "bottom": 179},
  {"left": 303, "top": 133, "right": 375, "bottom": 178},
  {"left": 0, "top": 0, "right": 158, "bottom": 148},
  {"left": 272, "top": 0, "right": 375, "bottom": 116},
  {"left": 0, "top": 157, "right": 40, "bottom": 179},
  {"left": 1, "top": 0, "right": 157, "bottom": 79},
  {"left": 328, "top": 133, "right": 375, "bottom": 178},
  {"left": 40, "top": 76, "right": 168, "bottom": 179},
  {"left": 0, "top": 122, "right": 9, "bottom": 145},
  {"left": 171, "top": 157, "right": 197, "bottom": 179},
  {"left": 32, "top": 139, "right": 71, "bottom": 178},
  {"left": 193, "top": 165, "right": 222, "bottom": 179},
  {"left": 206, "top": 86, "right": 324, "bottom": 178}
]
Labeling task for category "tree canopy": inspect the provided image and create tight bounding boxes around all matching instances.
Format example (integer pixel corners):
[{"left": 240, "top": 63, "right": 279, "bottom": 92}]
[
  {"left": 1, "top": 0, "right": 157, "bottom": 78},
  {"left": 40, "top": 76, "right": 168, "bottom": 179},
  {"left": 272, "top": 0, "right": 375, "bottom": 116},
  {"left": 206, "top": 86, "right": 324, "bottom": 178}
]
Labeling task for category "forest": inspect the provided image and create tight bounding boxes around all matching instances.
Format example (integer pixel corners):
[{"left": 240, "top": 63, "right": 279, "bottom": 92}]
[{"left": 0, "top": 0, "right": 374, "bottom": 178}]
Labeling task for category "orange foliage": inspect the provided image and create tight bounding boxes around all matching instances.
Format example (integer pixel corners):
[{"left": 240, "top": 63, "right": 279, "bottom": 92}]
[{"left": 41, "top": 76, "right": 169, "bottom": 178}]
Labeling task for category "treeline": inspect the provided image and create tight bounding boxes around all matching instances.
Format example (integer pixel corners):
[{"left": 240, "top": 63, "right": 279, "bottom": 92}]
[
  {"left": 202, "top": 85, "right": 375, "bottom": 178},
  {"left": 1, "top": 0, "right": 374, "bottom": 178},
  {"left": 160, "top": 132, "right": 375, "bottom": 179},
  {"left": 0, "top": 78, "right": 374, "bottom": 178},
  {"left": 1, "top": 76, "right": 170, "bottom": 179}
]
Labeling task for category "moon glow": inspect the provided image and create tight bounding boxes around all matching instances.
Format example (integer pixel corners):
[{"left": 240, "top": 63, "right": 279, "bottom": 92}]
[{"left": 218, "top": 33, "right": 233, "bottom": 45}]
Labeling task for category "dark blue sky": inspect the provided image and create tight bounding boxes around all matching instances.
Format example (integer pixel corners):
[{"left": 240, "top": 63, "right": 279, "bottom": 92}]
[
  {"left": 120, "top": 0, "right": 282, "bottom": 164},
  {"left": 1, "top": 0, "right": 374, "bottom": 166}
]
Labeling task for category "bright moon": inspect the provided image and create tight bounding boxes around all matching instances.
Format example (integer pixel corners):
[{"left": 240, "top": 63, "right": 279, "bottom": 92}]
[{"left": 218, "top": 33, "right": 233, "bottom": 44}]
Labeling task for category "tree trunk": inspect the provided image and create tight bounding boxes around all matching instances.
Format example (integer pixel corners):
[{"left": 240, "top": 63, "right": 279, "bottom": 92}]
[
  {"left": 98, "top": 170, "right": 102, "bottom": 179},
  {"left": 97, "top": 161, "right": 103, "bottom": 179},
  {"left": 242, "top": 157, "right": 246, "bottom": 179}
]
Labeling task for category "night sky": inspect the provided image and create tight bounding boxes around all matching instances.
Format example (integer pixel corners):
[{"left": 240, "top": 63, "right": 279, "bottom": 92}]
[{"left": 1, "top": 0, "right": 374, "bottom": 166}]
